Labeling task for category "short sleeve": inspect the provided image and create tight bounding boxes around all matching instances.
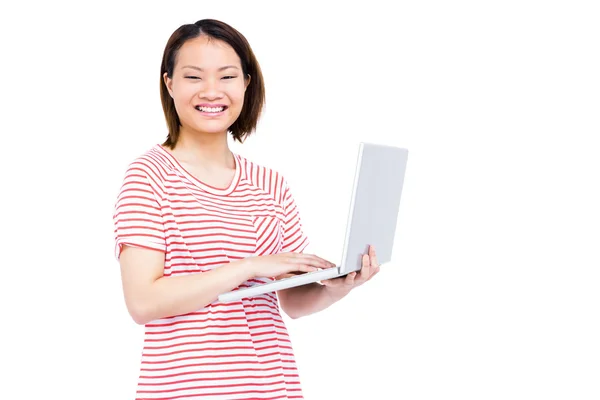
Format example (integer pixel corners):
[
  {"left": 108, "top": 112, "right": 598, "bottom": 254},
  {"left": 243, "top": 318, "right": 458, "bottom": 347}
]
[
  {"left": 113, "top": 163, "right": 166, "bottom": 260},
  {"left": 280, "top": 179, "right": 310, "bottom": 253}
]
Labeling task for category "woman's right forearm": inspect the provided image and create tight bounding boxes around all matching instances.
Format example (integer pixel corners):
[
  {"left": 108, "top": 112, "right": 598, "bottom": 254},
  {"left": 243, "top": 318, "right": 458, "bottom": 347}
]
[{"left": 132, "top": 260, "right": 254, "bottom": 325}]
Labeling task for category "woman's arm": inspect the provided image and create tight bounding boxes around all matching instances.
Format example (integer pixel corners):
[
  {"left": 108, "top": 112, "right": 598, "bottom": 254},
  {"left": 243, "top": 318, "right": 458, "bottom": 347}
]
[
  {"left": 277, "top": 246, "right": 380, "bottom": 319},
  {"left": 120, "top": 245, "right": 253, "bottom": 325},
  {"left": 277, "top": 282, "right": 349, "bottom": 319},
  {"left": 120, "top": 246, "right": 329, "bottom": 325}
]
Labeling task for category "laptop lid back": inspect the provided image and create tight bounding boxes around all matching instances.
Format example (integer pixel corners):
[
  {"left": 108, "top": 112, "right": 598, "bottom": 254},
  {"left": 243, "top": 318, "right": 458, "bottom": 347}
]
[{"left": 339, "top": 142, "right": 409, "bottom": 273}]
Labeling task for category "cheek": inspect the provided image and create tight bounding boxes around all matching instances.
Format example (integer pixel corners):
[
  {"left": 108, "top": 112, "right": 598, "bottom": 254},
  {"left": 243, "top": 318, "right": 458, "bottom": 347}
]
[
  {"left": 228, "top": 85, "right": 247, "bottom": 106},
  {"left": 174, "top": 97, "right": 197, "bottom": 117},
  {"left": 175, "top": 86, "right": 197, "bottom": 103}
]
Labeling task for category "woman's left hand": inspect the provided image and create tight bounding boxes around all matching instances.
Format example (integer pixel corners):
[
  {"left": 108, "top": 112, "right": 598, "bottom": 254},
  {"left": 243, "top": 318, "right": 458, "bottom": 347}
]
[{"left": 321, "top": 245, "right": 380, "bottom": 294}]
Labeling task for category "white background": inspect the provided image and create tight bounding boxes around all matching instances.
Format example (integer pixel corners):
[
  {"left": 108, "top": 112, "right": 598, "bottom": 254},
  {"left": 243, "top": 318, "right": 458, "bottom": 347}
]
[{"left": 1, "top": 1, "right": 599, "bottom": 399}]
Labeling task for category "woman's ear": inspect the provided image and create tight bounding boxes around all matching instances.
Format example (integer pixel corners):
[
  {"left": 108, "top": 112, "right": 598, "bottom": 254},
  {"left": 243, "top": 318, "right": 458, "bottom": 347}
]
[
  {"left": 163, "top": 72, "right": 174, "bottom": 98},
  {"left": 244, "top": 73, "right": 251, "bottom": 90}
]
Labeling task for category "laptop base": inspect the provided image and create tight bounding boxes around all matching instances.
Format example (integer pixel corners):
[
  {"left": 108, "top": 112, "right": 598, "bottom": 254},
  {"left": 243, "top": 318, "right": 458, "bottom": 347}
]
[{"left": 218, "top": 267, "right": 343, "bottom": 302}]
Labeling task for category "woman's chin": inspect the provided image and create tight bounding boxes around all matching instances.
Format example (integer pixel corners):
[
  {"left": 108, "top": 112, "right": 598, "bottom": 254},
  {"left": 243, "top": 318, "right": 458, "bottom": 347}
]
[{"left": 189, "top": 123, "right": 231, "bottom": 136}]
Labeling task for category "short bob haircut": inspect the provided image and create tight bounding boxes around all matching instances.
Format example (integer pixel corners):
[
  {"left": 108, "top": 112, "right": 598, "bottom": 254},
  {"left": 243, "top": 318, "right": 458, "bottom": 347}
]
[{"left": 160, "top": 19, "right": 265, "bottom": 147}]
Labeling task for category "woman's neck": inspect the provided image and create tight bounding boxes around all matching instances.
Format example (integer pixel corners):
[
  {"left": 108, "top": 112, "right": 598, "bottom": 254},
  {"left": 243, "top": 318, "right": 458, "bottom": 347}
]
[{"left": 168, "top": 129, "right": 234, "bottom": 169}]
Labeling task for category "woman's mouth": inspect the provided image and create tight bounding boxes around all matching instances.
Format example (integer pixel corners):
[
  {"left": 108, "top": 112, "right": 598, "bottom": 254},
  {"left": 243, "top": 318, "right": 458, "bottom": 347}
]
[{"left": 195, "top": 105, "right": 228, "bottom": 115}]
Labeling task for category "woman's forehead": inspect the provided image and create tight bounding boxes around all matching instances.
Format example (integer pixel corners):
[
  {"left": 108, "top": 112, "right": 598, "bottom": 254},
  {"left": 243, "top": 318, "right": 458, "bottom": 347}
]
[{"left": 176, "top": 36, "right": 242, "bottom": 69}]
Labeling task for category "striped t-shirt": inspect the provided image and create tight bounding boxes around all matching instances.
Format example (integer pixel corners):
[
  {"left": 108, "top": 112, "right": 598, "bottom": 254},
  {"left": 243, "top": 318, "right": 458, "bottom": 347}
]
[{"left": 113, "top": 144, "right": 310, "bottom": 400}]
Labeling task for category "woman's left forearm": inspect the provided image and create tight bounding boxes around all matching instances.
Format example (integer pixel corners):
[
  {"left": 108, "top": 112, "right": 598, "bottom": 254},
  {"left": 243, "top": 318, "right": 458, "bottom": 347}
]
[
  {"left": 277, "top": 283, "right": 349, "bottom": 319},
  {"left": 277, "top": 246, "right": 381, "bottom": 319}
]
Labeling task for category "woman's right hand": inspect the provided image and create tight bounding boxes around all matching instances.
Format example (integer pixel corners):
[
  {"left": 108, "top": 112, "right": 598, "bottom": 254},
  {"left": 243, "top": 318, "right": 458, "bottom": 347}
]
[{"left": 244, "top": 252, "right": 336, "bottom": 279}]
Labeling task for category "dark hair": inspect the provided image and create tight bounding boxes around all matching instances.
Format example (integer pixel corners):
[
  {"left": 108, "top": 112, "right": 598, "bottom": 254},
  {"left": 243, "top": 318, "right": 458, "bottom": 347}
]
[{"left": 160, "top": 19, "right": 265, "bottom": 147}]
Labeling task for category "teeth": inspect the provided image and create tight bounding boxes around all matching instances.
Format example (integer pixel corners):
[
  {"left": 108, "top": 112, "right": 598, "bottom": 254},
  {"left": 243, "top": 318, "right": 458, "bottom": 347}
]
[{"left": 197, "top": 106, "right": 224, "bottom": 113}]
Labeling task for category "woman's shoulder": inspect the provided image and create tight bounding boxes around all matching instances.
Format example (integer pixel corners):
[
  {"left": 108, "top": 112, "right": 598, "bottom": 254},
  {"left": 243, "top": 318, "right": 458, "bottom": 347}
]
[
  {"left": 236, "top": 153, "right": 289, "bottom": 191},
  {"left": 124, "top": 144, "right": 173, "bottom": 179}
]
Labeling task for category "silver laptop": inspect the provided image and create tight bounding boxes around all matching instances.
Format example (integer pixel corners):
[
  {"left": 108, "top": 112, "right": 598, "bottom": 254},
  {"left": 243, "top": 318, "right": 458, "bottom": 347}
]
[{"left": 218, "top": 142, "right": 409, "bottom": 302}]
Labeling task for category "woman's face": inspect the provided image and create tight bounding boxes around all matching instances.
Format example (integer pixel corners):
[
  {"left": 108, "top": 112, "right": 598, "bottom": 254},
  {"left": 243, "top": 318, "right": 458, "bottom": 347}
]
[{"left": 163, "top": 35, "right": 249, "bottom": 138}]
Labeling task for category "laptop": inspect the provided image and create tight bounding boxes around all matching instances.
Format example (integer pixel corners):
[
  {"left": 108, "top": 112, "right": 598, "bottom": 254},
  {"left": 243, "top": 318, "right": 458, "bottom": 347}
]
[{"left": 218, "top": 142, "right": 409, "bottom": 302}]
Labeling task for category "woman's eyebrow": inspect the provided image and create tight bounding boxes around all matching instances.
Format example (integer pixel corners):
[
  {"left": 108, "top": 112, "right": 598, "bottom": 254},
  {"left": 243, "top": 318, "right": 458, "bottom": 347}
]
[{"left": 182, "top": 65, "right": 240, "bottom": 71}]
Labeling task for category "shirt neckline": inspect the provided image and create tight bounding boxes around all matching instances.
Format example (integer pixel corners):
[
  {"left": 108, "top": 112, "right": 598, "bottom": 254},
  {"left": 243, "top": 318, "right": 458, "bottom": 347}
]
[{"left": 155, "top": 144, "right": 242, "bottom": 196}]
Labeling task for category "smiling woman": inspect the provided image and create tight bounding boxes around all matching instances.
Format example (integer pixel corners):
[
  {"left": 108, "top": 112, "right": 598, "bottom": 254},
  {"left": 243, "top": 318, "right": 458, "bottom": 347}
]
[
  {"left": 160, "top": 21, "right": 264, "bottom": 147},
  {"left": 112, "top": 18, "right": 379, "bottom": 400}
]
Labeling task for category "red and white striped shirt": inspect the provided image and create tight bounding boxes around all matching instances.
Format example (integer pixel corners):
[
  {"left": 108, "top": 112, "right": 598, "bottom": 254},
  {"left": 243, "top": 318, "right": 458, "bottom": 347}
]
[{"left": 113, "top": 144, "right": 310, "bottom": 399}]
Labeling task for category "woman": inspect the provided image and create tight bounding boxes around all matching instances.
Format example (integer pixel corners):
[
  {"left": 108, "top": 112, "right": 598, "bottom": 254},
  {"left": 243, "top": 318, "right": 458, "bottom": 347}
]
[{"left": 113, "top": 19, "right": 380, "bottom": 399}]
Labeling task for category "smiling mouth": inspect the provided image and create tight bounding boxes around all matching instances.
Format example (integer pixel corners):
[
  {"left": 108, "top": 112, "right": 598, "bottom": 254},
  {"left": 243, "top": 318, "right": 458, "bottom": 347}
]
[{"left": 195, "top": 106, "right": 227, "bottom": 113}]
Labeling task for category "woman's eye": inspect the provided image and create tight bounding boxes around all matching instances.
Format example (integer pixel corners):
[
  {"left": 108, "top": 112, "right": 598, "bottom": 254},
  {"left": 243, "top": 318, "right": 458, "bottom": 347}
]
[
  {"left": 185, "top": 76, "right": 201, "bottom": 80},
  {"left": 222, "top": 76, "right": 237, "bottom": 80}
]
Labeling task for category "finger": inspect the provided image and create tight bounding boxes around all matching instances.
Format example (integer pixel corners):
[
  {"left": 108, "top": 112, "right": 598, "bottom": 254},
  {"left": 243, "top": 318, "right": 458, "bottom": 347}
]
[
  {"left": 366, "top": 265, "right": 380, "bottom": 281},
  {"left": 345, "top": 271, "right": 357, "bottom": 285},
  {"left": 320, "top": 277, "right": 343, "bottom": 287},
  {"left": 292, "top": 254, "right": 334, "bottom": 269},
  {"left": 278, "top": 271, "right": 304, "bottom": 279},
  {"left": 283, "top": 260, "right": 318, "bottom": 273},
  {"left": 357, "top": 253, "right": 371, "bottom": 281},
  {"left": 370, "top": 245, "right": 379, "bottom": 268},
  {"left": 297, "top": 263, "right": 319, "bottom": 273},
  {"left": 303, "top": 253, "right": 336, "bottom": 268},
  {"left": 285, "top": 255, "right": 322, "bottom": 270},
  {"left": 307, "top": 255, "right": 336, "bottom": 269},
  {"left": 363, "top": 252, "right": 371, "bottom": 269}
]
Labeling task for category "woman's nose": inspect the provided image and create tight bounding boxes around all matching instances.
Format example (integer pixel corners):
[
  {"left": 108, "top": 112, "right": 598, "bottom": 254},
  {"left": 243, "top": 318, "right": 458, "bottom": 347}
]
[{"left": 200, "top": 78, "right": 222, "bottom": 100}]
